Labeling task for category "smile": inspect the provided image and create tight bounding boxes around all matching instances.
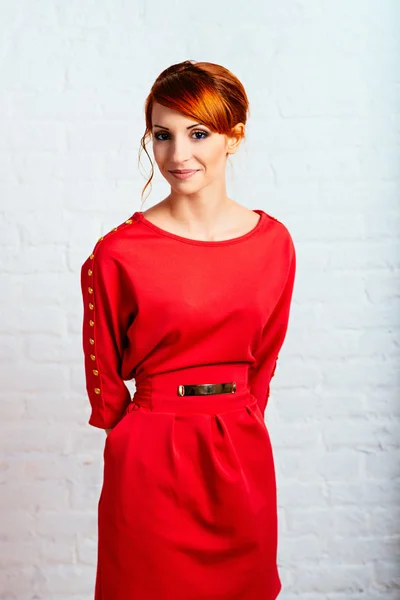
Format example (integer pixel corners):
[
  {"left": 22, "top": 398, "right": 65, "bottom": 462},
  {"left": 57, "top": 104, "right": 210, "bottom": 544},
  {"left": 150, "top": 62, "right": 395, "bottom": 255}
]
[{"left": 169, "top": 170, "right": 199, "bottom": 180}]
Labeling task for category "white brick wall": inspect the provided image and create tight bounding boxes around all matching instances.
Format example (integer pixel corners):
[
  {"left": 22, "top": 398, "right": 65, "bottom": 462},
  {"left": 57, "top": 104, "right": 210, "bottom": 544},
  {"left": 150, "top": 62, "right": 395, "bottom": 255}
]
[{"left": 1, "top": 1, "right": 399, "bottom": 598}]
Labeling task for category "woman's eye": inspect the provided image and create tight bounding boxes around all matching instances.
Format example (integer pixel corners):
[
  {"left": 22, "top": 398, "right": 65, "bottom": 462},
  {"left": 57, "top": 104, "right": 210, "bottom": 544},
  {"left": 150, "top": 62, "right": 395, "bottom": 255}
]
[
  {"left": 154, "top": 130, "right": 209, "bottom": 141},
  {"left": 192, "top": 130, "right": 208, "bottom": 140},
  {"left": 154, "top": 132, "right": 169, "bottom": 141}
]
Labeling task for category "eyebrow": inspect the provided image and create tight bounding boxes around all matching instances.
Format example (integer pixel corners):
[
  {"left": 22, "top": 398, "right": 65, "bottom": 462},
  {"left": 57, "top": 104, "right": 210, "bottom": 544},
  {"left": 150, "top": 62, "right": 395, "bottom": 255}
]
[{"left": 152, "top": 123, "right": 204, "bottom": 130}]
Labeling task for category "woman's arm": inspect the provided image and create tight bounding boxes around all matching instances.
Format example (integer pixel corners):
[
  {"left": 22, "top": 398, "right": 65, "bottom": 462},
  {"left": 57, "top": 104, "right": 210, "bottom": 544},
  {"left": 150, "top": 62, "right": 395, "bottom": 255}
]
[
  {"left": 248, "top": 235, "right": 296, "bottom": 416},
  {"left": 81, "top": 240, "right": 134, "bottom": 430}
]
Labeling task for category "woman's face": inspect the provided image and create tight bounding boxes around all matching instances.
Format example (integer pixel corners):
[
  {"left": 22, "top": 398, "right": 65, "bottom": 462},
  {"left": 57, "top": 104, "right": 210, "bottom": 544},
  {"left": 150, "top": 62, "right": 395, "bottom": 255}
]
[{"left": 151, "top": 102, "right": 241, "bottom": 193}]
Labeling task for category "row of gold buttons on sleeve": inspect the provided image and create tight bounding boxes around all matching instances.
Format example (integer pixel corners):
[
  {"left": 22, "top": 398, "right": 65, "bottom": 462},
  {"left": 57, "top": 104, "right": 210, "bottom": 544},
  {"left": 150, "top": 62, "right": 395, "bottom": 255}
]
[
  {"left": 86, "top": 217, "right": 135, "bottom": 398},
  {"left": 86, "top": 254, "right": 100, "bottom": 394}
]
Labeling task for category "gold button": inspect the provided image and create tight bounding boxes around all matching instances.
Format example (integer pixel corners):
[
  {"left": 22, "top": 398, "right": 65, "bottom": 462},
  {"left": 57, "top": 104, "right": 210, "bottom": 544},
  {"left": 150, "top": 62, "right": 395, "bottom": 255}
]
[
  {"left": 113, "top": 227, "right": 118, "bottom": 231},
  {"left": 89, "top": 303, "right": 94, "bottom": 310},
  {"left": 92, "top": 369, "right": 99, "bottom": 376},
  {"left": 89, "top": 320, "right": 94, "bottom": 326},
  {"left": 89, "top": 338, "right": 95, "bottom": 345},
  {"left": 90, "top": 253, "right": 94, "bottom": 259},
  {"left": 98, "top": 236, "right": 104, "bottom": 241},
  {"left": 88, "top": 268, "right": 92, "bottom": 276},
  {"left": 90, "top": 354, "right": 96, "bottom": 361},
  {"left": 94, "top": 388, "right": 101, "bottom": 394},
  {"left": 88, "top": 287, "right": 93, "bottom": 294},
  {"left": 125, "top": 219, "right": 133, "bottom": 224}
]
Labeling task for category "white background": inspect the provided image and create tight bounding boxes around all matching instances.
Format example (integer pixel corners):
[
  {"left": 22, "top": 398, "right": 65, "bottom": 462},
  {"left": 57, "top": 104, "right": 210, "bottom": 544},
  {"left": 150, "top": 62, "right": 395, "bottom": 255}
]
[{"left": 0, "top": 1, "right": 399, "bottom": 598}]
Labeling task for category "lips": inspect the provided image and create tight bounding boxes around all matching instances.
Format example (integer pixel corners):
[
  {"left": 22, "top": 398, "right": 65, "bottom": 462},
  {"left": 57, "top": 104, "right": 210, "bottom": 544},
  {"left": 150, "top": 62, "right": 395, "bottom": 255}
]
[
  {"left": 170, "top": 170, "right": 198, "bottom": 174},
  {"left": 169, "top": 170, "right": 200, "bottom": 181}
]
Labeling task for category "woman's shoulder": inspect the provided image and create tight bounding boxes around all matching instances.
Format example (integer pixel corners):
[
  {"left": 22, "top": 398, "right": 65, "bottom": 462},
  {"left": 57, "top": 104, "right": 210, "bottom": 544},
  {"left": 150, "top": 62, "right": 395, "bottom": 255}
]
[
  {"left": 261, "top": 210, "right": 295, "bottom": 247},
  {"left": 82, "top": 212, "right": 140, "bottom": 265}
]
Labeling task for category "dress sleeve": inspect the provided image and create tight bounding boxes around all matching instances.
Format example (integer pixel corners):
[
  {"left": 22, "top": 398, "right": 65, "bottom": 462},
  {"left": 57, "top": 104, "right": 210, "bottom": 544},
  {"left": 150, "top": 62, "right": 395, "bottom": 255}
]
[
  {"left": 248, "top": 236, "right": 296, "bottom": 416},
  {"left": 80, "top": 243, "right": 133, "bottom": 430}
]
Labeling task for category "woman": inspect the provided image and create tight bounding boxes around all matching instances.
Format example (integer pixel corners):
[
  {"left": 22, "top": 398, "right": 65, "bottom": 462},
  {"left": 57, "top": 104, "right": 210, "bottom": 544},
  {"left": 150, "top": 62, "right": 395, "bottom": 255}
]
[{"left": 81, "top": 59, "right": 296, "bottom": 600}]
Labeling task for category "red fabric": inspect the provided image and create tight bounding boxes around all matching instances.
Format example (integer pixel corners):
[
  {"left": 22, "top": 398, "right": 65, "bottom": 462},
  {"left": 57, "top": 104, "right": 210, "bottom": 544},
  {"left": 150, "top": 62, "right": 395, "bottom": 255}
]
[{"left": 80, "top": 209, "right": 296, "bottom": 599}]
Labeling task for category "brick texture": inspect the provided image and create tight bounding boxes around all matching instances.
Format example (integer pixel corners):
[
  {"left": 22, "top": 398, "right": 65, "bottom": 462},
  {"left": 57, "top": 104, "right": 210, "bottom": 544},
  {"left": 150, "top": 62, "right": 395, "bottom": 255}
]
[{"left": 0, "top": 0, "right": 399, "bottom": 598}]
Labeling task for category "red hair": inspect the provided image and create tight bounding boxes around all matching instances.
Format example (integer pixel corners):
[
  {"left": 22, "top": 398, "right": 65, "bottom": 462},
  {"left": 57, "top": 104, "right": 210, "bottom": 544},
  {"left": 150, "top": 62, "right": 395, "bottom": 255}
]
[{"left": 138, "top": 60, "right": 250, "bottom": 204}]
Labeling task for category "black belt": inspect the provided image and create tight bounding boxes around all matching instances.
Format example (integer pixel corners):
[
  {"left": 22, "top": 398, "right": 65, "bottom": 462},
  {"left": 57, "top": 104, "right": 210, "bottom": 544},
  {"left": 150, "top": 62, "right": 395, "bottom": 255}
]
[{"left": 177, "top": 382, "right": 236, "bottom": 396}]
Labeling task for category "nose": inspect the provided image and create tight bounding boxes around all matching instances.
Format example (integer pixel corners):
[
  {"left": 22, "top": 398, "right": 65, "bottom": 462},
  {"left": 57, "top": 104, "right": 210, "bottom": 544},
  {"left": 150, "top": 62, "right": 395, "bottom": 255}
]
[{"left": 168, "top": 136, "right": 192, "bottom": 164}]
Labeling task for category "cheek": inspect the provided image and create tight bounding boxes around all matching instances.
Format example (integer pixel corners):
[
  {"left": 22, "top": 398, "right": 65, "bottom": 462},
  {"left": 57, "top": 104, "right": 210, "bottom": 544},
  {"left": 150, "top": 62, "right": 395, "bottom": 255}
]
[
  {"left": 152, "top": 140, "right": 168, "bottom": 156},
  {"left": 204, "top": 145, "right": 227, "bottom": 169},
  {"left": 152, "top": 144, "right": 162, "bottom": 162},
  {"left": 153, "top": 149, "right": 169, "bottom": 172}
]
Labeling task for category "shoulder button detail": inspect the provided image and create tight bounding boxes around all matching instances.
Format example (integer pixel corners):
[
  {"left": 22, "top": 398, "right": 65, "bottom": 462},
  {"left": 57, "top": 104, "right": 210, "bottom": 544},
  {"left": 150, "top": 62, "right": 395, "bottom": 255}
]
[
  {"left": 88, "top": 287, "right": 93, "bottom": 294},
  {"left": 90, "top": 354, "right": 96, "bottom": 361},
  {"left": 88, "top": 269, "right": 93, "bottom": 276},
  {"left": 89, "top": 303, "right": 94, "bottom": 310},
  {"left": 89, "top": 338, "right": 95, "bottom": 345},
  {"left": 94, "top": 388, "right": 101, "bottom": 394},
  {"left": 89, "top": 320, "right": 94, "bottom": 326},
  {"left": 88, "top": 214, "right": 137, "bottom": 258},
  {"left": 92, "top": 369, "right": 99, "bottom": 376}
]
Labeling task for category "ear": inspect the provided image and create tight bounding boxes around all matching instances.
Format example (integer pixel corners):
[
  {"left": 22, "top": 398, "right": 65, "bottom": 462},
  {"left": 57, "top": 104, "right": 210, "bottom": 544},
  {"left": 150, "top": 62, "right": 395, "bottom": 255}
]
[{"left": 226, "top": 123, "right": 245, "bottom": 155}]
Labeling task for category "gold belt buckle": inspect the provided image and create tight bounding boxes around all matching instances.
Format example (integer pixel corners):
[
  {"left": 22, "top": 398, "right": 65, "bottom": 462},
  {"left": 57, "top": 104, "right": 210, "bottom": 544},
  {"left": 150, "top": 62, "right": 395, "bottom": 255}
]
[{"left": 177, "top": 382, "right": 236, "bottom": 397}]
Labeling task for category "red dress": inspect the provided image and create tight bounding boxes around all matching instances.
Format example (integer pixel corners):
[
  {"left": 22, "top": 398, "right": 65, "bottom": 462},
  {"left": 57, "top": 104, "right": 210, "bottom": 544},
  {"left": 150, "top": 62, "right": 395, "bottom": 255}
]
[{"left": 80, "top": 208, "right": 296, "bottom": 600}]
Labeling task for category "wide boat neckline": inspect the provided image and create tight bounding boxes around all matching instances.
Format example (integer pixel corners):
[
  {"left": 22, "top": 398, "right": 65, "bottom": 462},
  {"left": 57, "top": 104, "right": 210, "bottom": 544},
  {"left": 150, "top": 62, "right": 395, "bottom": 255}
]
[{"left": 133, "top": 209, "right": 266, "bottom": 247}]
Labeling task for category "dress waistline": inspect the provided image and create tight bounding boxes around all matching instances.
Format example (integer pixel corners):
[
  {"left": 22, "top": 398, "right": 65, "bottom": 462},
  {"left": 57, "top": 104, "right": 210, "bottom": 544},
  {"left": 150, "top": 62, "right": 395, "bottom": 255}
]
[{"left": 131, "top": 364, "right": 255, "bottom": 414}]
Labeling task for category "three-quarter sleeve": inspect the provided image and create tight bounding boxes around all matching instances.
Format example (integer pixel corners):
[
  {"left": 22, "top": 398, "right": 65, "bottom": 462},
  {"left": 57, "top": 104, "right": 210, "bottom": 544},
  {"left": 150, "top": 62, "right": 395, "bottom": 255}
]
[
  {"left": 248, "top": 237, "right": 296, "bottom": 416},
  {"left": 81, "top": 241, "right": 133, "bottom": 430}
]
